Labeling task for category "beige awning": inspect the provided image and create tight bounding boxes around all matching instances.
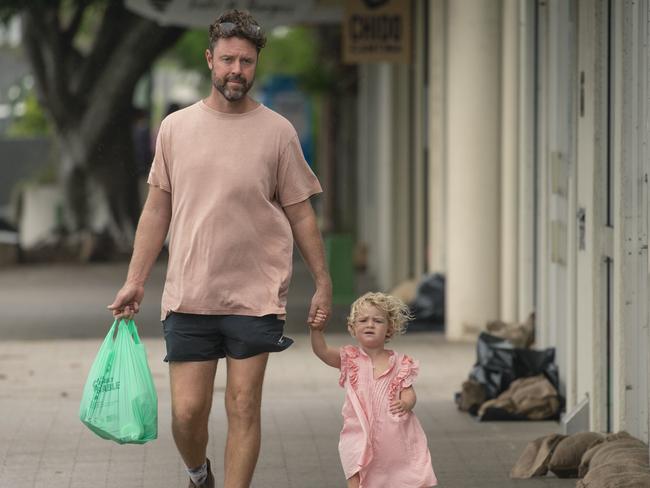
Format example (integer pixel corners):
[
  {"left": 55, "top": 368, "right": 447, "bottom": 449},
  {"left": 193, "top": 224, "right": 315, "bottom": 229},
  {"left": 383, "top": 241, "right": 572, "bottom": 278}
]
[{"left": 125, "top": 0, "right": 342, "bottom": 29}]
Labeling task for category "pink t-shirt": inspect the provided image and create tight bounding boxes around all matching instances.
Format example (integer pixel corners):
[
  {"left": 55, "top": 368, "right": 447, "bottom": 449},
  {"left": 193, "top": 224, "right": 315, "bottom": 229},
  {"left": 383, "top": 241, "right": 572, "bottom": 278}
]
[{"left": 148, "top": 100, "right": 322, "bottom": 319}]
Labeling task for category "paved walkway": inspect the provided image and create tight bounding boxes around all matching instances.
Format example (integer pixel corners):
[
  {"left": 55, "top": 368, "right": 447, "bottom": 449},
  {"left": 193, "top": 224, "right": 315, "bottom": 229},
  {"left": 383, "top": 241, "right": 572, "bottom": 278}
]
[
  {"left": 0, "top": 334, "right": 574, "bottom": 488},
  {"left": 0, "top": 261, "right": 573, "bottom": 487},
  {"left": 0, "top": 259, "right": 350, "bottom": 340}
]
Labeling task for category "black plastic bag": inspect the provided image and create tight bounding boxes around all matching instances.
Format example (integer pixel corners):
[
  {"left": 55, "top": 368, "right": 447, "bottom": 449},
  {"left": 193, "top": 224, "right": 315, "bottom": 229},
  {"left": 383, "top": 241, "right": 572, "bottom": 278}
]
[
  {"left": 469, "top": 332, "right": 559, "bottom": 400},
  {"left": 408, "top": 273, "right": 445, "bottom": 331}
]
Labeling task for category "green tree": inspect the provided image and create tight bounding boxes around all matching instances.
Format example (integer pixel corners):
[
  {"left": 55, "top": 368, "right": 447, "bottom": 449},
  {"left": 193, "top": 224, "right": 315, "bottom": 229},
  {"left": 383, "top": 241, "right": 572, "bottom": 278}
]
[
  {"left": 0, "top": 0, "right": 184, "bottom": 250},
  {"left": 6, "top": 91, "right": 51, "bottom": 137},
  {"left": 165, "top": 25, "right": 334, "bottom": 93},
  {"left": 256, "top": 27, "right": 319, "bottom": 84}
]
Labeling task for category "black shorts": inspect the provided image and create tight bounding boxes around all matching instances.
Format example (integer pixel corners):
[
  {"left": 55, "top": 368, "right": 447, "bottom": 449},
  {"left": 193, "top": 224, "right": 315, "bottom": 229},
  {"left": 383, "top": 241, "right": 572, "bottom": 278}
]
[{"left": 162, "top": 312, "right": 293, "bottom": 361}]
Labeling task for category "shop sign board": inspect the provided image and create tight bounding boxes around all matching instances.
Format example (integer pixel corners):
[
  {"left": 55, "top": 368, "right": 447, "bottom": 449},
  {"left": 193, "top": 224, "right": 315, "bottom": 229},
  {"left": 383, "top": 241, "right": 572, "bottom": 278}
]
[{"left": 342, "top": 0, "right": 411, "bottom": 64}]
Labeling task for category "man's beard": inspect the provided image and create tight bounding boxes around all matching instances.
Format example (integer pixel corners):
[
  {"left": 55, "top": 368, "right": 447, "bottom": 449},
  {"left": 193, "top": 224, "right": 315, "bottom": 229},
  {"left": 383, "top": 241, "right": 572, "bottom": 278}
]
[{"left": 214, "top": 73, "right": 254, "bottom": 102}]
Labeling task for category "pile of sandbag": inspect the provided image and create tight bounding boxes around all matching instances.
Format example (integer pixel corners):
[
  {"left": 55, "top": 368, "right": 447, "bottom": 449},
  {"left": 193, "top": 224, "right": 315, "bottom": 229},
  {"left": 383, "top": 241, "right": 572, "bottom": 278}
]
[
  {"left": 485, "top": 314, "right": 535, "bottom": 349},
  {"left": 478, "top": 374, "right": 560, "bottom": 421},
  {"left": 511, "top": 430, "right": 650, "bottom": 487},
  {"left": 455, "top": 313, "right": 562, "bottom": 421}
]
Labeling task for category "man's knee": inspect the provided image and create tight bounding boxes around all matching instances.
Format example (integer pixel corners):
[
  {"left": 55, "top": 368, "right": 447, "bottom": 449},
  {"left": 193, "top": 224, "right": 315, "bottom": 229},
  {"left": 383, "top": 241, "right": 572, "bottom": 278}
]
[
  {"left": 226, "top": 389, "right": 261, "bottom": 424},
  {"left": 173, "top": 398, "right": 210, "bottom": 429}
]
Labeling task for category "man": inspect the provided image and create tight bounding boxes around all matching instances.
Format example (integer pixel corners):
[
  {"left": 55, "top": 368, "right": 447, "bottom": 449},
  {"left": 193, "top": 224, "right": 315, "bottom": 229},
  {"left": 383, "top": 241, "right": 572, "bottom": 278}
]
[{"left": 108, "top": 9, "right": 332, "bottom": 488}]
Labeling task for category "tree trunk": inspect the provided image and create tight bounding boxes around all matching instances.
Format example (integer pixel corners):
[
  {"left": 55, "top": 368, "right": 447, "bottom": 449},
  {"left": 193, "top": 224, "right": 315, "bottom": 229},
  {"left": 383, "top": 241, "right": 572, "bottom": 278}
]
[
  {"left": 20, "top": 1, "right": 184, "bottom": 256},
  {"left": 89, "top": 111, "right": 142, "bottom": 248}
]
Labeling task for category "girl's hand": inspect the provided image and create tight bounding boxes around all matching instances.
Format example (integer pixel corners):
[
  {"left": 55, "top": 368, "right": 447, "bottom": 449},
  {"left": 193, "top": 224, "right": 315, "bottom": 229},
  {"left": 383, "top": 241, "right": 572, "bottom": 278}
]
[{"left": 389, "top": 398, "right": 412, "bottom": 416}]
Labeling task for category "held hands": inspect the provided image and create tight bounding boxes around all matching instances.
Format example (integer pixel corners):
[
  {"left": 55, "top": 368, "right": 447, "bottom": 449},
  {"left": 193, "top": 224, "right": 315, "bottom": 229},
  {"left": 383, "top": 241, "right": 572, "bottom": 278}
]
[
  {"left": 307, "top": 281, "right": 332, "bottom": 331},
  {"left": 308, "top": 309, "right": 328, "bottom": 331},
  {"left": 107, "top": 282, "right": 145, "bottom": 319}
]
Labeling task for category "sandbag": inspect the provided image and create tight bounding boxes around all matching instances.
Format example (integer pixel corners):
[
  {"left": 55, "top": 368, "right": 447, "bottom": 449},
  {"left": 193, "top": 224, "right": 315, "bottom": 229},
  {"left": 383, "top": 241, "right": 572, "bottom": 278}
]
[
  {"left": 455, "top": 378, "right": 486, "bottom": 414},
  {"left": 485, "top": 312, "right": 535, "bottom": 349},
  {"left": 548, "top": 432, "right": 605, "bottom": 478},
  {"left": 510, "top": 433, "right": 566, "bottom": 478},
  {"left": 479, "top": 375, "right": 559, "bottom": 421},
  {"left": 579, "top": 434, "right": 647, "bottom": 478},
  {"left": 576, "top": 463, "right": 650, "bottom": 488}
]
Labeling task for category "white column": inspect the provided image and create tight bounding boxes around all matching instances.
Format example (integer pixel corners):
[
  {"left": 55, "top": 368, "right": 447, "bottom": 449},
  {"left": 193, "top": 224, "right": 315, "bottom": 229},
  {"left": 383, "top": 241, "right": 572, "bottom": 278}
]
[
  {"left": 412, "top": 0, "right": 427, "bottom": 277},
  {"left": 446, "top": 0, "right": 502, "bottom": 340},
  {"left": 518, "top": 0, "right": 537, "bottom": 324},
  {"left": 375, "top": 63, "right": 395, "bottom": 291},
  {"left": 392, "top": 64, "right": 412, "bottom": 285},
  {"left": 500, "top": 0, "right": 520, "bottom": 323},
  {"left": 356, "top": 65, "right": 371, "bottom": 260},
  {"left": 427, "top": 0, "right": 447, "bottom": 274}
]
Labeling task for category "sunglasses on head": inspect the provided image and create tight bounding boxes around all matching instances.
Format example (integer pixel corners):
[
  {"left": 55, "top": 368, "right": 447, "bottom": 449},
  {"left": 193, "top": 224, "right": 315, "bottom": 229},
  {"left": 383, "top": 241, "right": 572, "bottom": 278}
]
[{"left": 217, "top": 22, "right": 263, "bottom": 39}]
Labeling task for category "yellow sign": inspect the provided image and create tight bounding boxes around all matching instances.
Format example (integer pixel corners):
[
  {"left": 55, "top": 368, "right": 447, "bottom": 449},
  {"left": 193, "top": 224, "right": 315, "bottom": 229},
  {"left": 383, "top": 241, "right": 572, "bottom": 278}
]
[{"left": 342, "top": 0, "right": 412, "bottom": 64}]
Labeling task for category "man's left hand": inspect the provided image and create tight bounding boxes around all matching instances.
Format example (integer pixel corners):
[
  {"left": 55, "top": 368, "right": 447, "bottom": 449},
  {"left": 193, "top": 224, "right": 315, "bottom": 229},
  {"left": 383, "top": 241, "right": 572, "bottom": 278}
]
[{"left": 308, "top": 282, "right": 332, "bottom": 328}]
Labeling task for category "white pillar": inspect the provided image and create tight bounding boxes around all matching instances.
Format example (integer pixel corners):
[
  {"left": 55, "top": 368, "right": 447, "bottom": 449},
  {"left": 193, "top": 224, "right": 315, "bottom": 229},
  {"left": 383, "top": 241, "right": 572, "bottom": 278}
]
[
  {"left": 500, "top": 0, "right": 520, "bottom": 323},
  {"left": 518, "top": 0, "right": 537, "bottom": 324},
  {"left": 356, "top": 65, "right": 372, "bottom": 266},
  {"left": 412, "top": 0, "right": 428, "bottom": 277},
  {"left": 357, "top": 64, "right": 394, "bottom": 290},
  {"left": 446, "top": 0, "right": 502, "bottom": 340},
  {"left": 375, "top": 64, "right": 395, "bottom": 291},
  {"left": 428, "top": 0, "right": 448, "bottom": 274},
  {"left": 392, "top": 64, "right": 412, "bottom": 285}
]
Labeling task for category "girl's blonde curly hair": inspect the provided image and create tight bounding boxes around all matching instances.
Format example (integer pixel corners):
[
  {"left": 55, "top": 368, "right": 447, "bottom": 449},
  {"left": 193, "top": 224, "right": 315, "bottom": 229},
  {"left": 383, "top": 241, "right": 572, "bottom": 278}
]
[{"left": 347, "top": 292, "right": 412, "bottom": 342}]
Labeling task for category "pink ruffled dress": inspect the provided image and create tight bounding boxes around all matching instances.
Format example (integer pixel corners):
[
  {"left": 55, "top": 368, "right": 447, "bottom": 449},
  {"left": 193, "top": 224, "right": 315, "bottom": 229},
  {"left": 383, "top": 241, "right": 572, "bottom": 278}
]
[{"left": 338, "top": 345, "right": 437, "bottom": 487}]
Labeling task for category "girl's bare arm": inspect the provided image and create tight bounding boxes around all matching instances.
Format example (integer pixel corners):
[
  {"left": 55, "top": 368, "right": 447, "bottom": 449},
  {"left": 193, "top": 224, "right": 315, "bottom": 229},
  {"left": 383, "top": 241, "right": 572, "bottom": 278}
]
[
  {"left": 389, "top": 386, "right": 417, "bottom": 415},
  {"left": 400, "top": 386, "right": 417, "bottom": 410},
  {"left": 310, "top": 329, "right": 341, "bottom": 368}
]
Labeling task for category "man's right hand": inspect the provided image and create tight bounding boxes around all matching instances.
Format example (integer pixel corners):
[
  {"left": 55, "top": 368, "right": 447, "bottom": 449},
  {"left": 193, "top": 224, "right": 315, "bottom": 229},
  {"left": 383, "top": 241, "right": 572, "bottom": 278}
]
[{"left": 107, "top": 282, "right": 145, "bottom": 319}]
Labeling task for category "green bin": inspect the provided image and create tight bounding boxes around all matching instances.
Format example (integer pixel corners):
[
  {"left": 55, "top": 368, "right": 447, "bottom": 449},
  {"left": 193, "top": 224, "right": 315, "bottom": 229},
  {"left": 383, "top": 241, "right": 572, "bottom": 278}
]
[{"left": 325, "top": 233, "right": 355, "bottom": 305}]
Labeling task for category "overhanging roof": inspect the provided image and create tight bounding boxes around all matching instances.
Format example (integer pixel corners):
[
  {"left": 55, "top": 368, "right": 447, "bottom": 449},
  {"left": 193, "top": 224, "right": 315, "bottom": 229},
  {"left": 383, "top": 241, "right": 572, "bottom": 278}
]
[{"left": 126, "top": 0, "right": 343, "bottom": 29}]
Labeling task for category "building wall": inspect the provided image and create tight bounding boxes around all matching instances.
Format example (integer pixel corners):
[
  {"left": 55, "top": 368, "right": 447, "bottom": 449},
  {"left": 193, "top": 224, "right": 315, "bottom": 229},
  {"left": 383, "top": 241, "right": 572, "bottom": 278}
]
[
  {"left": 534, "top": 0, "right": 578, "bottom": 400},
  {"left": 428, "top": 0, "right": 650, "bottom": 440},
  {"left": 524, "top": 0, "right": 650, "bottom": 440},
  {"left": 611, "top": 0, "right": 650, "bottom": 441},
  {"left": 575, "top": 0, "right": 611, "bottom": 433},
  {"left": 355, "top": 0, "right": 650, "bottom": 443}
]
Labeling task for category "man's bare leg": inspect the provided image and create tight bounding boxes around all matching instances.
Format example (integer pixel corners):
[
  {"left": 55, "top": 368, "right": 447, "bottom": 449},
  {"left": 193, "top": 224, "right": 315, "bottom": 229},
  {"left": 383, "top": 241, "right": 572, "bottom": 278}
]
[
  {"left": 223, "top": 353, "right": 269, "bottom": 488},
  {"left": 170, "top": 360, "right": 218, "bottom": 469}
]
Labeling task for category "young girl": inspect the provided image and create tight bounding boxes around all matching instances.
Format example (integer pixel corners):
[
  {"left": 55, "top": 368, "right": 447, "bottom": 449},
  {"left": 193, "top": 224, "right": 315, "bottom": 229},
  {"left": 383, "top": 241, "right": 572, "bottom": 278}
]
[{"left": 310, "top": 292, "right": 437, "bottom": 488}]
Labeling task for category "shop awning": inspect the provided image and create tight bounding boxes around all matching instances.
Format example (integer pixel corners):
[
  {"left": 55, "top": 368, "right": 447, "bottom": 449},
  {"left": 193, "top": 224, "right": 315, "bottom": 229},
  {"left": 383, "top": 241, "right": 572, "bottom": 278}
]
[{"left": 125, "top": 0, "right": 342, "bottom": 29}]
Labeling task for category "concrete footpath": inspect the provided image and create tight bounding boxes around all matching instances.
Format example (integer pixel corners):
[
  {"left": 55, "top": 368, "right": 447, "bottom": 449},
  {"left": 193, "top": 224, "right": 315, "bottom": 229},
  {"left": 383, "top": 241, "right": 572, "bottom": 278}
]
[
  {"left": 0, "top": 334, "right": 576, "bottom": 488},
  {"left": 0, "top": 262, "right": 573, "bottom": 487}
]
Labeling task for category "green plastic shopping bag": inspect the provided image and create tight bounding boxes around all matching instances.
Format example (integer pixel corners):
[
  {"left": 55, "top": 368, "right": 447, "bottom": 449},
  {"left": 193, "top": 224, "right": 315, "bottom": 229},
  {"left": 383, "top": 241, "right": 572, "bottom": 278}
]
[{"left": 79, "top": 319, "right": 158, "bottom": 444}]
